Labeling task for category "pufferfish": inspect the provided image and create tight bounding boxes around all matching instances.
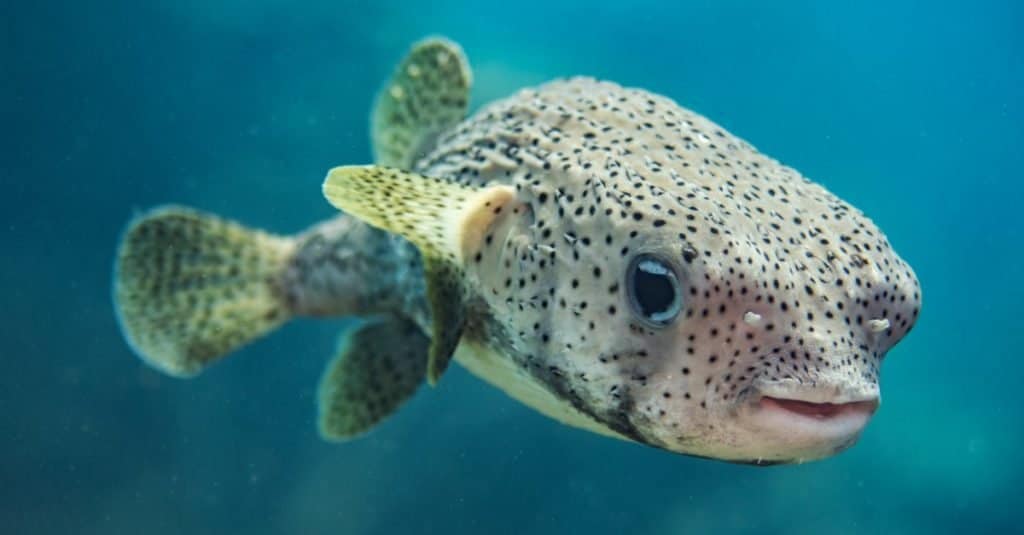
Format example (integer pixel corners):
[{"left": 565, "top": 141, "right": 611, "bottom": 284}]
[{"left": 114, "top": 37, "right": 920, "bottom": 465}]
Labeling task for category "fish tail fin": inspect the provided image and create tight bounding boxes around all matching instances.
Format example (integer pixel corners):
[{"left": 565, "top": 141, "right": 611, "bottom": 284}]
[{"left": 113, "top": 205, "right": 296, "bottom": 377}]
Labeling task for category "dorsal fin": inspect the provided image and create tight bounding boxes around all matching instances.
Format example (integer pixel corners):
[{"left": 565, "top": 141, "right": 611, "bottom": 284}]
[{"left": 371, "top": 37, "right": 472, "bottom": 170}]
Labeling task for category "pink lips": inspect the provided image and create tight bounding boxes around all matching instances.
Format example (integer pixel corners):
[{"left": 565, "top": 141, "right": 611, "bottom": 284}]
[{"left": 760, "top": 396, "right": 879, "bottom": 420}]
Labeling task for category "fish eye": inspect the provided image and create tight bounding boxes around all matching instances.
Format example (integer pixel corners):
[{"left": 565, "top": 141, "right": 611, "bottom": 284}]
[{"left": 626, "top": 254, "right": 683, "bottom": 328}]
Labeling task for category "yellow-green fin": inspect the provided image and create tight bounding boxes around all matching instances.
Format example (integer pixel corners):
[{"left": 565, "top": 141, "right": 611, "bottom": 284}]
[
  {"left": 422, "top": 259, "right": 463, "bottom": 383},
  {"left": 317, "top": 315, "right": 428, "bottom": 440},
  {"left": 113, "top": 206, "right": 294, "bottom": 377},
  {"left": 322, "top": 165, "right": 517, "bottom": 384},
  {"left": 372, "top": 37, "right": 471, "bottom": 170}
]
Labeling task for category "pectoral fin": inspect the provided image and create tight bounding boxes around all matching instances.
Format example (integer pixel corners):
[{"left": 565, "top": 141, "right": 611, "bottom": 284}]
[{"left": 322, "top": 165, "right": 517, "bottom": 384}]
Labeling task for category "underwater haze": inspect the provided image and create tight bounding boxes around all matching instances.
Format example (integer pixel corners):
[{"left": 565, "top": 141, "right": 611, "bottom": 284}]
[{"left": 4, "top": 0, "right": 1022, "bottom": 533}]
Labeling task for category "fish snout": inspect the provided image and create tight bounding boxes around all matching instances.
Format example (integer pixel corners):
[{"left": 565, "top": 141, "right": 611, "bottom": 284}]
[
  {"left": 728, "top": 378, "right": 880, "bottom": 461},
  {"left": 743, "top": 377, "right": 880, "bottom": 419},
  {"left": 748, "top": 375, "right": 879, "bottom": 405},
  {"left": 757, "top": 395, "right": 878, "bottom": 420}
]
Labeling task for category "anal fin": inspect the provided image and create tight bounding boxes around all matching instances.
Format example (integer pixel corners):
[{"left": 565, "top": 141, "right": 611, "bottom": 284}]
[{"left": 317, "top": 315, "right": 429, "bottom": 440}]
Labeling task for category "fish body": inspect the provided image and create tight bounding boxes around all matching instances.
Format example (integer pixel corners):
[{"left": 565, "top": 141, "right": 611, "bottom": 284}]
[{"left": 114, "top": 38, "right": 920, "bottom": 464}]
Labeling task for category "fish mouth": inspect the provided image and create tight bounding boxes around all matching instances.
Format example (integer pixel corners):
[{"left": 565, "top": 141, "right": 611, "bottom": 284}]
[
  {"left": 745, "top": 387, "right": 879, "bottom": 433},
  {"left": 759, "top": 396, "right": 879, "bottom": 420},
  {"left": 730, "top": 383, "right": 880, "bottom": 462}
]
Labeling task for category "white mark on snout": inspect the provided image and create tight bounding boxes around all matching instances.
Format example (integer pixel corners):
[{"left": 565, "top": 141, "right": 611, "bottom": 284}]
[{"left": 868, "top": 318, "right": 890, "bottom": 333}]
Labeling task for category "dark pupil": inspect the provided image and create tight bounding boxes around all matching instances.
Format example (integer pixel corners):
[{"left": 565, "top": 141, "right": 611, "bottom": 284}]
[{"left": 634, "top": 267, "right": 675, "bottom": 317}]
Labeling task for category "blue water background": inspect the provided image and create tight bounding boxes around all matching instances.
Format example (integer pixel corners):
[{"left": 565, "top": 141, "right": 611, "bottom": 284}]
[{"left": 4, "top": 1, "right": 1021, "bottom": 533}]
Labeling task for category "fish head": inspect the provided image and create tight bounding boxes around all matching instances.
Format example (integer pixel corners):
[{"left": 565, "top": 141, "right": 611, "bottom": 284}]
[
  {"left": 595, "top": 205, "right": 922, "bottom": 464},
  {"left": 459, "top": 79, "right": 921, "bottom": 464}
]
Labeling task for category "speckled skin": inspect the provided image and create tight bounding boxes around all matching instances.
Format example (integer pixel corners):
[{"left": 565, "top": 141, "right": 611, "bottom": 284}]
[
  {"left": 291, "top": 77, "right": 920, "bottom": 463},
  {"left": 283, "top": 216, "right": 427, "bottom": 325}
]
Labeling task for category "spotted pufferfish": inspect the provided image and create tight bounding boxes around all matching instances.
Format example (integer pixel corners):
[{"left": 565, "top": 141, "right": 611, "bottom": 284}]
[{"left": 114, "top": 37, "right": 920, "bottom": 465}]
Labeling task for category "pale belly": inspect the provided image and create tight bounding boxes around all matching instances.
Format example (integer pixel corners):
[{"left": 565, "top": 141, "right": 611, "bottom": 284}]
[{"left": 453, "top": 341, "right": 630, "bottom": 442}]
